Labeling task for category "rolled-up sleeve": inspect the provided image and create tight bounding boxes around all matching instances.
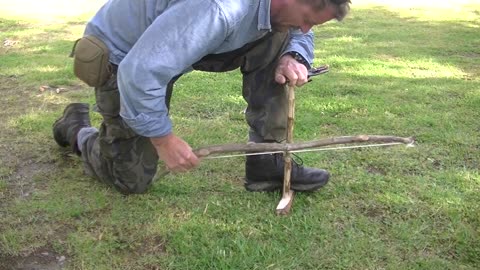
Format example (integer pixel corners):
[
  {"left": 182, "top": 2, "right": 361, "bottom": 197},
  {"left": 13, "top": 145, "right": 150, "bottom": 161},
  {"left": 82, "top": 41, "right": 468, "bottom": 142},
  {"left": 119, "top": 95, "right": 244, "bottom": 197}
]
[
  {"left": 118, "top": 0, "right": 228, "bottom": 137},
  {"left": 283, "top": 29, "right": 314, "bottom": 68}
]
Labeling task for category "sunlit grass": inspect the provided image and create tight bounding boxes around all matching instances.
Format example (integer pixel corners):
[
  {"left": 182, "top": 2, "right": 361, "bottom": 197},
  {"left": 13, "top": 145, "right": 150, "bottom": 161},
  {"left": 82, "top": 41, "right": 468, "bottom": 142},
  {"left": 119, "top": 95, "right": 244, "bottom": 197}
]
[
  {"left": 0, "top": 0, "right": 105, "bottom": 22},
  {"left": 329, "top": 56, "right": 466, "bottom": 78}
]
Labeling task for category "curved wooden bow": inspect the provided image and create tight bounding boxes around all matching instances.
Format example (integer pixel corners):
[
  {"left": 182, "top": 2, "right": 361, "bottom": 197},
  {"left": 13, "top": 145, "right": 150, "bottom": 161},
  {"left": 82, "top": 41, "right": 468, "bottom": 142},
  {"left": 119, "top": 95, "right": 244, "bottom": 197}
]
[
  {"left": 193, "top": 135, "right": 415, "bottom": 158},
  {"left": 190, "top": 134, "right": 414, "bottom": 215}
]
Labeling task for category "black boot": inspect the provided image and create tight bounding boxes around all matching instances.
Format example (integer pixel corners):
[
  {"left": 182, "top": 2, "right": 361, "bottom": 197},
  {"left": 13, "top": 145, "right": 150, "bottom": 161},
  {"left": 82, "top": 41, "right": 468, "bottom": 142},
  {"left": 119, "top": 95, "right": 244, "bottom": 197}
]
[
  {"left": 53, "top": 103, "right": 91, "bottom": 155},
  {"left": 245, "top": 153, "right": 330, "bottom": 192}
]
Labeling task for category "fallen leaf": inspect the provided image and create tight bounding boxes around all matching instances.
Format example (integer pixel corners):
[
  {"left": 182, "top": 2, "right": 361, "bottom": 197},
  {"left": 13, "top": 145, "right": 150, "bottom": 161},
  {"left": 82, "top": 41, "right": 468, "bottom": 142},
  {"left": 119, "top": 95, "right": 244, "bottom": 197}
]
[
  {"left": 3, "top": 39, "right": 18, "bottom": 47},
  {"left": 39, "top": 85, "right": 51, "bottom": 92}
]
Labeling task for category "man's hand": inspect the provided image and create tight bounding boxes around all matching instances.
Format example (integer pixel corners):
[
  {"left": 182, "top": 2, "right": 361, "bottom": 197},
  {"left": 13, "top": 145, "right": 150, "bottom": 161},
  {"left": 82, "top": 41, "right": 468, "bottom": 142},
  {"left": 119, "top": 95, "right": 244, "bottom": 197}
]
[
  {"left": 275, "top": 54, "right": 309, "bottom": 86},
  {"left": 150, "top": 133, "right": 200, "bottom": 173}
]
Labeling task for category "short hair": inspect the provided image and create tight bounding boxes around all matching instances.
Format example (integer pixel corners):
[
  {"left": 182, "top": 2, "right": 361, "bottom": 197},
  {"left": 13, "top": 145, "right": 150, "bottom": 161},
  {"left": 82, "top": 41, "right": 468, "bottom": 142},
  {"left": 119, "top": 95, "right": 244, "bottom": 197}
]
[{"left": 305, "top": 0, "right": 352, "bottom": 21}]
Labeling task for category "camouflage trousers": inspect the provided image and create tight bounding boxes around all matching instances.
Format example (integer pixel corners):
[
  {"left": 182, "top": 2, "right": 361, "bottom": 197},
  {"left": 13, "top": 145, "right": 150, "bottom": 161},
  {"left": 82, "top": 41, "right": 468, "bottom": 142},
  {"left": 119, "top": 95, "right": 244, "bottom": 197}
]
[{"left": 81, "top": 31, "right": 290, "bottom": 194}]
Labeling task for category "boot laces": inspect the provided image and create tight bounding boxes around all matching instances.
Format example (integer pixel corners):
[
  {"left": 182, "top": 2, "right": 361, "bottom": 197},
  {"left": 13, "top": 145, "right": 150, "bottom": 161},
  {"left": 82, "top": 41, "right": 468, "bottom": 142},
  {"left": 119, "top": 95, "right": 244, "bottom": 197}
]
[
  {"left": 291, "top": 153, "right": 304, "bottom": 167},
  {"left": 273, "top": 153, "right": 304, "bottom": 167},
  {"left": 270, "top": 139, "right": 304, "bottom": 167}
]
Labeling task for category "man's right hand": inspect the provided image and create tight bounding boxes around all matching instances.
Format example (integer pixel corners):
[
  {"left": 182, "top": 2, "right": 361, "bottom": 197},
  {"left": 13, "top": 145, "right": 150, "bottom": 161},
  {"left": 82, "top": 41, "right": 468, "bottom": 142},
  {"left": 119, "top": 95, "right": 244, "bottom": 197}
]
[{"left": 150, "top": 133, "right": 200, "bottom": 173}]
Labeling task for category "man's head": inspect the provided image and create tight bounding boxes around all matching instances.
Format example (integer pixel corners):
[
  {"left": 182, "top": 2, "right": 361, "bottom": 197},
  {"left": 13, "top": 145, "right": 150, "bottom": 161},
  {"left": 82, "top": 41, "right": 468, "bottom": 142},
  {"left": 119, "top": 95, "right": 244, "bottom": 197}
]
[
  {"left": 270, "top": 0, "right": 351, "bottom": 33},
  {"left": 303, "top": 0, "right": 351, "bottom": 20}
]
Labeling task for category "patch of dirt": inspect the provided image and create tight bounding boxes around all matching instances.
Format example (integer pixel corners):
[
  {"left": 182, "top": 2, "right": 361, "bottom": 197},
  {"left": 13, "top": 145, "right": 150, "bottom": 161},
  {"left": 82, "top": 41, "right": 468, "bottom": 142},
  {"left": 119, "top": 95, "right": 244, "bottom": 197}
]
[
  {"left": 362, "top": 205, "right": 388, "bottom": 220},
  {"left": 0, "top": 247, "right": 67, "bottom": 270},
  {"left": 357, "top": 204, "right": 392, "bottom": 228},
  {"left": 0, "top": 72, "right": 74, "bottom": 270},
  {"left": 135, "top": 235, "right": 167, "bottom": 255},
  {"left": 5, "top": 161, "right": 57, "bottom": 199},
  {"left": 461, "top": 52, "right": 480, "bottom": 58},
  {"left": 365, "top": 165, "right": 386, "bottom": 175},
  {"left": 0, "top": 74, "right": 71, "bottom": 199}
]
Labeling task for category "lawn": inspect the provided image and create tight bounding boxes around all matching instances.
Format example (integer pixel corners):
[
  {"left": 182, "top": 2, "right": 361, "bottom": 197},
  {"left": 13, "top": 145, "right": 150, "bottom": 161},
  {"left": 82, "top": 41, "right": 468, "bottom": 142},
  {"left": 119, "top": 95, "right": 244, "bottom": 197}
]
[{"left": 0, "top": 0, "right": 479, "bottom": 269}]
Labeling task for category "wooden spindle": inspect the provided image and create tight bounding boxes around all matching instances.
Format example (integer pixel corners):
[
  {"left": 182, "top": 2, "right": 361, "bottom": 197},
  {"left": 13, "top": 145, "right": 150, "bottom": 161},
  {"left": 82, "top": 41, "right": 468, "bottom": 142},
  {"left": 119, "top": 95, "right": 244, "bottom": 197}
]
[{"left": 276, "top": 84, "right": 296, "bottom": 215}]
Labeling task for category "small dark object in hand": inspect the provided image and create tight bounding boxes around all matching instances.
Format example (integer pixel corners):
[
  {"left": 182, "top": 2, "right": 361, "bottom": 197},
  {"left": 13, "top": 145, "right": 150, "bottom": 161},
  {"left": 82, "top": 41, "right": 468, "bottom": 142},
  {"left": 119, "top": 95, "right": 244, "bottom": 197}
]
[{"left": 308, "top": 65, "right": 329, "bottom": 81}]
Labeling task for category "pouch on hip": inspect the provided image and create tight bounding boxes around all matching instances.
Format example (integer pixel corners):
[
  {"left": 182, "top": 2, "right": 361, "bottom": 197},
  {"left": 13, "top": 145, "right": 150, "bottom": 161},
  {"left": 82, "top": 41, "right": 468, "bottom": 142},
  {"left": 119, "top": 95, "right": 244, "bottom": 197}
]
[{"left": 70, "top": 35, "right": 112, "bottom": 87}]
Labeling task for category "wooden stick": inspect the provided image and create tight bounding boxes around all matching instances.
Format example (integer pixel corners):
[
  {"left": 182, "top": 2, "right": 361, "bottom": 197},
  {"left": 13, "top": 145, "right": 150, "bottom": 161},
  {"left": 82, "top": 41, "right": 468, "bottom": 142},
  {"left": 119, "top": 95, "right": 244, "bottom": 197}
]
[
  {"left": 193, "top": 135, "right": 414, "bottom": 157},
  {"left": 276, "top": 84, "right": 296, "bottom": 215},
  {"left": 157, "top": 135, "right": 414, "bottom": 181}
]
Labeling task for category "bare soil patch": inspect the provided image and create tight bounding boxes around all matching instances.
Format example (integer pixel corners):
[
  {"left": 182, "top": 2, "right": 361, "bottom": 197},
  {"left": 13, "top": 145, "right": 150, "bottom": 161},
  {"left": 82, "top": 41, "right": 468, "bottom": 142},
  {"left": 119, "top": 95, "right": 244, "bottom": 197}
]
[
  {"left": 0, "top": 247, "right": 66, "bottom": 270},
  {"left": 0, "top": 75, "right": 72, "bottom": 270}
]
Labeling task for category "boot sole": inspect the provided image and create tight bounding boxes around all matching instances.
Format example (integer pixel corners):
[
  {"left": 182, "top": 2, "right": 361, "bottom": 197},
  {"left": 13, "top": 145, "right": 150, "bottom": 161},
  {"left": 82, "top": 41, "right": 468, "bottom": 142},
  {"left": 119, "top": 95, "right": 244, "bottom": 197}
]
[
  {"left": 245, "top": 181, "right": 282, "bottom": 192},
  {"left": 53, "top": 116, "right": 69, "bottom": 147}
]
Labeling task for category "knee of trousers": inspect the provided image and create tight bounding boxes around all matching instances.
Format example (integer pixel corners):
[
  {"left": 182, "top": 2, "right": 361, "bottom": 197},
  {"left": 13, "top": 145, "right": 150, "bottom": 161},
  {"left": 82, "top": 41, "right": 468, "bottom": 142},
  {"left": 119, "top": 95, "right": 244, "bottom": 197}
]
[
  {"left": 102, "top": 140, "right": 159, "bottom": 195},
  {"left": 79, "top": 108, "right": 159, "bottom": 195},
  {"left": 95, "top": 125, "right": 159, "bottom": 195},
  {"left": 101, "top": 153, "right": 158, "bottom": 195}
]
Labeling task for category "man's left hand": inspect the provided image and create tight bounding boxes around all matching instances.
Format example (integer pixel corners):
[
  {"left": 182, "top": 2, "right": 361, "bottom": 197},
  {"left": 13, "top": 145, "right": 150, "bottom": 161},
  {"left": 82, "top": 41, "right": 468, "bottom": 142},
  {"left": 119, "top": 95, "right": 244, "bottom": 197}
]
[{"left": 275, "top": 54, "right": 309, "bottom": 87}]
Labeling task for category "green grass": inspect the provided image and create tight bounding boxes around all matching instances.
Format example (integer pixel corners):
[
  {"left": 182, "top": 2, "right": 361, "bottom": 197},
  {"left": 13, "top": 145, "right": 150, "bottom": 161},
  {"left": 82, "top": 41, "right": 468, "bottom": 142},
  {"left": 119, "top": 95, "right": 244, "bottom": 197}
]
[{"left": 0, "top": 1, "right": 479, "bottom": 269}]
